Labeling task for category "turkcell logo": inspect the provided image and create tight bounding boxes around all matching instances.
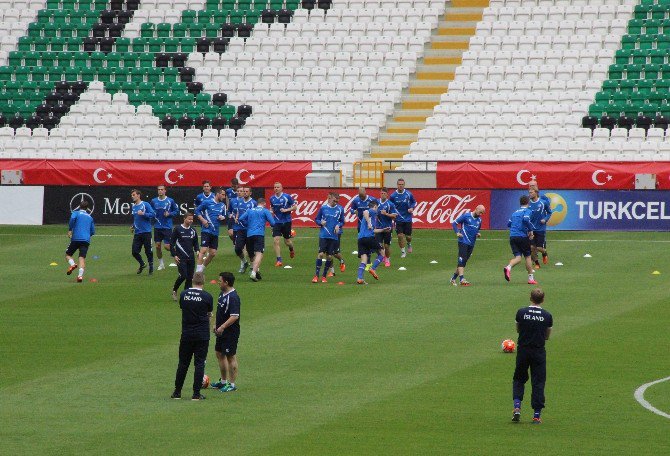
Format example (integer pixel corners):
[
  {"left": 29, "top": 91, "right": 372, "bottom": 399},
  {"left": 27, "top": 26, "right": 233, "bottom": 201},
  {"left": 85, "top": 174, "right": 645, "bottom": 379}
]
[{"left": 490, "top": 190, "right": 670, "bottom": 231}]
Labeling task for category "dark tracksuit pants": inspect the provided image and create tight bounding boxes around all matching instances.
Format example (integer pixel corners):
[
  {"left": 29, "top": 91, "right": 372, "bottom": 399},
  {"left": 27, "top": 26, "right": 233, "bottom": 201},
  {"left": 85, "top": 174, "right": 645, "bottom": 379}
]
[
  {"left": 132, "top": 232, "right": 153, "bottom": 265},
  {"left": 512, "top": 346, "right": 547, "bottom": 410},
  {"left": 174, "top": 338, "right": 209, "bottom": 395},
  {"left": 173, "top": 258, "right": 195, "bottom": 291}
]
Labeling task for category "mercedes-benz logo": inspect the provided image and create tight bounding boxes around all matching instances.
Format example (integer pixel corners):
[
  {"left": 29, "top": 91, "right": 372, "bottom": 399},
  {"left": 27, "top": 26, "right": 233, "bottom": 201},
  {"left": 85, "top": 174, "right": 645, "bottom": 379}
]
[{"left": 70, "top": 193, "right": 95, "bottom": 214}]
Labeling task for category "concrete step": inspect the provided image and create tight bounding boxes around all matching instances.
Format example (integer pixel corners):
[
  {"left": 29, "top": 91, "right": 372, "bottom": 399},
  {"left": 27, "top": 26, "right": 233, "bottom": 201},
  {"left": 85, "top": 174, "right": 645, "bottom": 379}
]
[
  {"left": 386, "top": 120, "right": 425, "bottom": 128},
  {"left": 437, "top": 26, "right": 477, "bottom": 36},
  {"left": 438, "top": 20, "right": 479, "bottom": 28},
  {"left": 424, "top": 56, "right": 462, "bottom": 65},
  {"left": 415, "top": 71, "right": 455, "bottom": 80},
  {"left": 445, "top": 12, "right": 483, "bottom": 21},
  {"left": 370, "top": 150, "right": 409, "bottom": 159},
  {"left": 371, "top": 145, "right": 412, "bottom": 154},
  {"left": 386, "top": 127, "right": 422, "bottom": 134},
  {"left": 401, "top": 99, "right": 440, "bottom": 109},
  {"left": 424, "top": 48, "right": 466, "bottom": 57},
  {"left": 408, "top": 85, "right": 448, "bottom": 94}
]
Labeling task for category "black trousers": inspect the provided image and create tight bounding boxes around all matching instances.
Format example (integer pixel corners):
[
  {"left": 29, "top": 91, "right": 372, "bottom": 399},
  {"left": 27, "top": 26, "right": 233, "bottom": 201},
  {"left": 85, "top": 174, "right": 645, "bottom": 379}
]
[
  {"left": 512, "top": 347, "right": 547, "bottom": 410},
  {"left": 173, "top": 258, "right": 195, "bottom": 291},
  {"left": 174, "top": 338, "right": 209, "bottom": 395},
  {"left": 132, "top": 232, "right": 153, "bottom": 265}
]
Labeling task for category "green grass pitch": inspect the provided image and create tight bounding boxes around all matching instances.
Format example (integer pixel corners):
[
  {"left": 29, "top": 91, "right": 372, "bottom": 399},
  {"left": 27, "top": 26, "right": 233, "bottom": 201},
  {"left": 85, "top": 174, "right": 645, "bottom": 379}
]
[{"left": 1, "top": 225, "right": 669, "bottom": 454}]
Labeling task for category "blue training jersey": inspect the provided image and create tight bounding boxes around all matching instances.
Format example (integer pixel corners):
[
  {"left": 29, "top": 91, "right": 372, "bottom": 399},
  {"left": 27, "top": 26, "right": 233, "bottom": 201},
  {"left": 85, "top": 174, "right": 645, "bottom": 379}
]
[
  {"left": 233, "top": 198, "right": 257, "bottom": 231},
  {"left": 69, "top": 209, "right": 95, "bottom": 242},
  {"left": 225, "top": 188, "right": 237, "bottom": 211},
  {"left": 194, "top": 192, "right": 214, "bottom": 208},
  {"left": 151, "top": 196, "right": 179, "bottom": 230},
  {"left": 376, "top": 199, "right": 397, "bottom": 229},
  {"left": 269, "top": 192, "right": 296, "bottom": 224},
  {"left": 132, "top": 201, "right": 155, "bottom": 234},
  {"left": 358, "top": 208, "right": 378, "bottom": 239},
  {"left": 528, "top": 195, "right": 552, "bottom": 232},
  {"left": 350, "top": 195, "right": 378, "bottom": 221},
  {"left": 508, "top": 207, "right": 533, "bottom": 238},
  {"left": 452, "top": 212, "right": 482, "bottom": 246},
  {"left": 389, "top": 190, "right": 416, "bottom": 223},
  {"left": 315, "top": 203, "right": 345, "bottom": 240},
  {"left": 239, "top": 206, "right": 275, "bottom": 236},
  {"left": 195, "top": 199, "right": 227, "bottom": 236}
]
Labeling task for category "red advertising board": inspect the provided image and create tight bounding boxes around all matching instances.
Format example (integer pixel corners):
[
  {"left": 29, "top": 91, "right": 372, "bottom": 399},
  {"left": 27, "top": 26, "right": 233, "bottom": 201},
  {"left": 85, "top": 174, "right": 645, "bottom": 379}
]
[
  {"left": 267, "top": 188, "right": 491, "bottom": 229},
  {"left": 436, "top": 161, "right": 670, "bottom": 190},
  {"left": 0, "top": 160, "right": 312, "bottom": 187}
]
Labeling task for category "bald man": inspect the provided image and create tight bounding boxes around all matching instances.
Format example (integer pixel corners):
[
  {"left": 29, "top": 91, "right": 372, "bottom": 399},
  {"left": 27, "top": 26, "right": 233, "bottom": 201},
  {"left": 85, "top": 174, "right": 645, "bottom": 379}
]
[{"left": 450, "top": 205, "right": 486, "bottom": 286}]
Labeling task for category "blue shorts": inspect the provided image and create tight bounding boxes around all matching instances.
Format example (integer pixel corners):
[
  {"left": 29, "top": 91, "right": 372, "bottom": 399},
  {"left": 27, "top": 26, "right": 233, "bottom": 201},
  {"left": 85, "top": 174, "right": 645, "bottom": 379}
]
[
  {"left": 201, "top": 232, "right": 219, "bottom": 250},
  {"left": 532, "top": 231, "right": 546, "bottom": 249},
  {"left": 457, "top": 242, "right": 475, "bottom": 267},
  {"left": 358, "top": 236, "right": 381, "bottom": 258},
  {"left": 510, "top": 236, "right": 531, "bottom": 258},
  {"left": 66, "top": 240, "right": 89, "bottom": 258},
  {"left": 154, "top": 228, "right": 172, "bottom": 244},
  {"left": 319, "top": 237, "right": 338, "bottom": 255}
]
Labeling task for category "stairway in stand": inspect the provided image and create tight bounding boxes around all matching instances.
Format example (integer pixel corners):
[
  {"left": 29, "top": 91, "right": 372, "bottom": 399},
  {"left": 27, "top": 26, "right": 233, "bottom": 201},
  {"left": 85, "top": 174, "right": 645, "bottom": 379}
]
[{"left": 370, "top": 0, "right": 489, "bottom": 162}]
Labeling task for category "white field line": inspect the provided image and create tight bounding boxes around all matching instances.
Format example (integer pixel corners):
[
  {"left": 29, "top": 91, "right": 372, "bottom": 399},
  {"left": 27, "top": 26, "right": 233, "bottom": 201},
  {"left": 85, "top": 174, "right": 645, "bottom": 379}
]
[{"left": 634, "top": 376, "right": 670, "bottom": 419}]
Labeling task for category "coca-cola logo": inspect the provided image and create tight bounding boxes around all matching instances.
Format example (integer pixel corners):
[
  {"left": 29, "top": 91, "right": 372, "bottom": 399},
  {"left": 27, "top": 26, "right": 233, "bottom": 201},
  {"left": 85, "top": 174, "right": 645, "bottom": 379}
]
[{"left": 285, "top": 190, "right": 486, "bottom": 227}]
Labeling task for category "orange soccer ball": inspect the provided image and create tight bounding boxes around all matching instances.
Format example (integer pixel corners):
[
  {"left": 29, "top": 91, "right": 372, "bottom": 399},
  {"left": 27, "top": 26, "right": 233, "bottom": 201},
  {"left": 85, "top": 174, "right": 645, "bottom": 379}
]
[
  {"left": 290, "top": 229, "right": 296, "bottom": 238},
  {"left": 202, "top": 374, "right": 210, "bottom": 389},
  {"left": 501, "top": 339, "right": 516, "bottom": 353}
]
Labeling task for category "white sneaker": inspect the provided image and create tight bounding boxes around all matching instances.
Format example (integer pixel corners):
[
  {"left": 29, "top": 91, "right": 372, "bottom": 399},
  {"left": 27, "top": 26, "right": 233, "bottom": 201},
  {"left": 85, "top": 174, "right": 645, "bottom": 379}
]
[
  {"left": 157, "top": 263, "right": 165, "bottom": 271},
  {"left": 400, "top": 251, "right": 407, "bottom": 258},
  {"left": 250, "top": 270, "right": 258, "bottom": 282}
]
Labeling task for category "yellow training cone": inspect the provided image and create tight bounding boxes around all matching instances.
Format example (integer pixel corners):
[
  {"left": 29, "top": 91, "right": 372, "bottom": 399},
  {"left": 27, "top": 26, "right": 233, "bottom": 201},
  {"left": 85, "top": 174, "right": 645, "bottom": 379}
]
[
  {"left": 49, "top": 262, "right": 58, "bottom": 266},
  {"left": 652, "top": 271, "right": 661, "bottom": 275}
]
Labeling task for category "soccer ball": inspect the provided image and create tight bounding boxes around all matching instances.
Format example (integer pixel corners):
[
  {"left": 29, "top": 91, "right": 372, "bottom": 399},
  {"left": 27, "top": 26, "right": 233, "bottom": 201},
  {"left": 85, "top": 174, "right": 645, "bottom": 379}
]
[
  {"left": 290, "top": 229, "right": 296, "bottom": 238},
  {"left": 202, "top": 374, "right": 210, "bottom": 389},
  {"left": 501, "top": 339, "right": 516, "bottom": 353}
]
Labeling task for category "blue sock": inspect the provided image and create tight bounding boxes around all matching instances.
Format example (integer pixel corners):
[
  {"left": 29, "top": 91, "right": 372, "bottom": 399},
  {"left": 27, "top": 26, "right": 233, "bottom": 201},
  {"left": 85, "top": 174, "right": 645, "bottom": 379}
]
[
  {"left": 459, "top": 275, "right": 464, "bottom": 282},
  {"left": 277, "top": 256, "right": 282, "bottom": 262},
  {"left": 315, "top": 259, "right": 322, "bottom": 277},
  {"left": 372, "top": 254, "right": 383, "bottom": 270},
  {"left": 323, "top": 260, "right": 332, "bottom": 277},
  {"left": 357, "top": 262, "right": 366, "bottom": 280},
  {"left": 533, "top": 410, "right": 541, "bottom": 419},
  {"left": 513, "top": 399, "right": 521, "bottom": 409},
  {"left": 451, "top": 272, "right": 458, "bottom": 280}
]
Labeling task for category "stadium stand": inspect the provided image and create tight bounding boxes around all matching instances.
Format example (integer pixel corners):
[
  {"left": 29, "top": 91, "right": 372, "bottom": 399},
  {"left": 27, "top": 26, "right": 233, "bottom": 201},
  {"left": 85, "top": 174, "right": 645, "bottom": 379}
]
[{"left": 408, "top": 0, "right": 670, "bottom": 167}]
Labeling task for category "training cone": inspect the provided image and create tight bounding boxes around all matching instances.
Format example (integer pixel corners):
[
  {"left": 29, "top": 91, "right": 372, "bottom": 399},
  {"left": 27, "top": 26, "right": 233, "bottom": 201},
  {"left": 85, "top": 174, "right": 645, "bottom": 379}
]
[
  {"left": 93, "top": 255, "right": 99, "bottom": 260},
  {"left": 352, "top": 250, "right": 358, "bottom": 255},
  {"left": 652, "top": 271, "right": 661, "bottom": 275},
  {"left": 283, "top": 265, "right": 292, "bottom": 269},
  {"left": 89, "top": 278, "right": 98, "bottom": 283},
  {"left": 49, "top": 262, "right": 58, "bottom": 266},
  {"left": 430, "top": 260, "right": 438, "bottom": 264},
  {"left": 555, "top": 262, "right": 563, "bottom": 266},
  {"left": 210, "top": 280, "right": 217, "bottom": 284},
  {"left": 583, "top": 254, "right": 592, "bottom": 258},
  {"left": 337, "top": 281, "right": 345, "bottom": 285},
  {"left": 168, "top": 263, "right": 177, "bottom": 267},
  {"left": 398, "top": 267, "right": 407, "bottom": 271}
]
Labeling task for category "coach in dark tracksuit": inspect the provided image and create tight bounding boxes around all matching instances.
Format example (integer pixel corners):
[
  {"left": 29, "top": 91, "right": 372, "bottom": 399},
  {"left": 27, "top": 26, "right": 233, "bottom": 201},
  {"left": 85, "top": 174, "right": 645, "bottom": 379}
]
[
  {"left": 171, "top": 272, "right": 213, "bottom": 401},
  {"left": 170, "top": 212, "right": 199, "bottom": 301},
  {"left": 512, "top": 288, "right": 553, "bottom": 424}
]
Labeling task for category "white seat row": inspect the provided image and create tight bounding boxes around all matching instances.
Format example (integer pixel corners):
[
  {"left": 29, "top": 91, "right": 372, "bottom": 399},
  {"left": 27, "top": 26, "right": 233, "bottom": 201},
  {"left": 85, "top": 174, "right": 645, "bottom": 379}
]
[
  {"left": 226, "top": 35, "right": 425, "bottom": 54},
  {"left": 438, "top": 91, "right": 594, "bottom": 106},
  {"left": 214, "top": 80, "right": 402, "bottom": 97},
  {"left": 251, "top": 21, "right": 434, "bottom": 40},
  {"left": 416, "top": 127, "right": 597, "bottom": 142},
  {"left": 237, "top": 127, "right": 373, "bottom": 143},
  {"left": 447, "top": 78, "right": 601, "bottom": 94},
  {"left": 189, "top": 50, "right": 418, "bottom": 71},
  {"left": 469, "top": 33, "right": 623, "bottom": 51},
  {"left": 427, "top": 104, "right": 588, "bottom": 121},
  {"left": 0, "top": 9, "right": 35, "bottom": 21},
  {"left": 333, "top": 0, "right": 445, "bottom": 10},
  {"left": 195, "top": 65, "right": 411, "bottom": 85},
  {"left": 592, "top": 127, "right": 669, "bottom": 141},
  {"left": 136, "top": 0, "right": 205, "bottom": 10},
  {"left": 226, "top": 91, "right": 396, "bottom": 113},
  {"left": 488, "top": 0, "right": 637, "bottom": 7},
  {"left": 461, "top": 49, "right": 613, "bottom": 67},
  {"left": 58, "top": 115, "right": 160, "bottom": 129},
  {"left": 0, "top": 0, "right": 43, "bottom": 8},
  {"left": 250, "top": 103, "right": 388, "bottom": 119},
  {"left": 483, "top": 4, "right": 632, "bottom": 22},
  {"left": 476, "top": 19, "right": 627, "bottom": 37},
  {"left": 419, "top": 114, "right": 581, "bottom": 129},
  {"left": 454, "top": 63, "right": 608, "bottom": 82}
]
